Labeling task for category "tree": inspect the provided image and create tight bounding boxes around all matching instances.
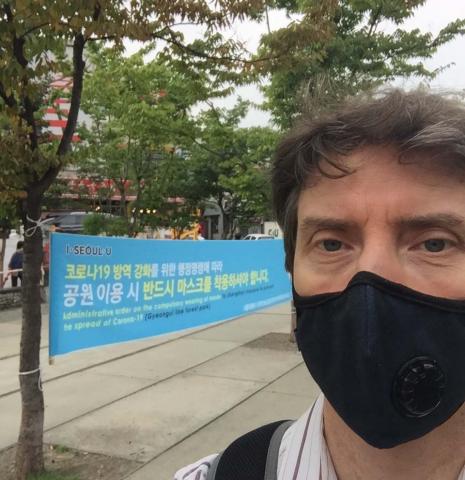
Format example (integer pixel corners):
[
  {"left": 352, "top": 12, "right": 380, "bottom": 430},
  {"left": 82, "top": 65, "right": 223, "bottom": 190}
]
[
  {"left": 258, "top": 0, "right": 465, "bottom": 128},
  {"left": 77, "top": 46, "right": 213, "bottom": 234},
  {"left": 219, "top": 125, "right": 278, "bottom": 231},
  {"left": 0, "top": 2, "right": 269, "bottom": 478},
  {"left": 188, "top": 101, "right": 279, "bottom": 238}
]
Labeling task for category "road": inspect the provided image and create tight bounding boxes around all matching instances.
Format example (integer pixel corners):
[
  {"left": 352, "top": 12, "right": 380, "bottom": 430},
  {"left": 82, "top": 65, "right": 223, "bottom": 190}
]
[{"left": 0, "top": 301, "right": 319, "bottom": 479}]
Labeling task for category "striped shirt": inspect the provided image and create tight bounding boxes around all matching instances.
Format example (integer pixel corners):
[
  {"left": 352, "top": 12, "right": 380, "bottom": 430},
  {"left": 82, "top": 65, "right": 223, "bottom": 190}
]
[{"left": 173, "top": 394, "right": 465, "bottom": 480}]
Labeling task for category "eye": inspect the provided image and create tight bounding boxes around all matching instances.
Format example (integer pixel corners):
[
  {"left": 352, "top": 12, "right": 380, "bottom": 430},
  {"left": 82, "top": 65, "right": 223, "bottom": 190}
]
[
  {"left": 320, "top": 239, "right": 343, "bottom": 252},
  {"left": 423, "top": 239, "right": 448, "bottom": 253}
]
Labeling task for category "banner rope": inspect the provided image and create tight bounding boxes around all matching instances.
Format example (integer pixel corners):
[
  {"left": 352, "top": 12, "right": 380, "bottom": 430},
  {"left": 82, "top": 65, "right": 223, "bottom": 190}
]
[{"left": 25, "top": 215, "right": 49, "bottom": 237}]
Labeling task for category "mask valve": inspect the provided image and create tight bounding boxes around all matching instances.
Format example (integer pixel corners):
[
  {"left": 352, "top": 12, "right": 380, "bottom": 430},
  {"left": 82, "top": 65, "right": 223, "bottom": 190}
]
[{"left": 393, "top": 356, "right": 446, "bottom": 418}]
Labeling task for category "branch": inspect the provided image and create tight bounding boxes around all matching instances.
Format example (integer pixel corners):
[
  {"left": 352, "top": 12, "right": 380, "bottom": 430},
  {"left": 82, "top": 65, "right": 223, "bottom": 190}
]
[
  {"left": 84, "top": 23, "right": 278, "bottom": 66},
  {"left": 0, "top": 81, "right": 16, "bottom": 107},
  {"left": 19, "top": 22, "right": 49, "bottom": 39},
  {"left": 190, "top": 137, "right": 224, "bottom": 158},
  {"left": 57, "top": 33, "right": 86, "bottom": 156},
  {"left": 153, "top": 31, "right": 239, "bottom": 63},
  {"left": 153, "top": 29, "right": 278, "bottom": 66},
  {"left": 265, "top": 5, "right": 271, "bottom": 35},
  {"left": 35, "top": 33, "right": 86, "bottom": 195},
  {"left": 12, "top": 35, "right": 28, "bottom": 68},
  {"left": 164, "top": 21, "right": 205, "bottom": 29},
  {"left": 2, "top": 3, "right": 13, "bottom": 22},
  {"left": 92, "top": 1, "right": 101, "bottom": 21},
  {"left": 204, "top": 101, "right": 224, "bottom": 123},
  {"left": 367, "top": 6, "right": 383, "bottom": 38},
  {"left": 86, "top": 35, "right": 116, "bottom": 42},
  {"left": 4, "top": 4, "right": 40, "bottom": 151},
  {"left": 22, "top": 97, "right": 39, "bottom": 151}
]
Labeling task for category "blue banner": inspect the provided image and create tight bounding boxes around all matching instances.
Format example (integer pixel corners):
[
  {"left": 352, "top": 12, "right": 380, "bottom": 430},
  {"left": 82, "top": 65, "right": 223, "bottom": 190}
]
[{"left": 49, "top": 233, "right": 291, "bottom": 356}]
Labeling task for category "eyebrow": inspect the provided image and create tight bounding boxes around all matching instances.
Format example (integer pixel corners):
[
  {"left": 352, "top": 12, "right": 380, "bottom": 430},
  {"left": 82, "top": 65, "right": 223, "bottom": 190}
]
[
  {"left": 299, "top": 213, "right": 465, "bottom": 236},
  {"left": 395, "top": 213, "right": 465, "bottom": 230},
  {"left": 299, "top": 216, "right": 358, "bottom": 235}
]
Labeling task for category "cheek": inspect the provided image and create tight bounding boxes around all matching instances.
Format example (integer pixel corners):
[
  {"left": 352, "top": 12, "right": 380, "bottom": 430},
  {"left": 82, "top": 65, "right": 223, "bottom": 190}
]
[
  {"left": 293, "top": 256, "right": 352, "bottom": 296},
  {"left": 292, "top": 235, "right": 352, "bottom": 295},
  {"left": 415, "top": 272, "right": 465, "bottom": 300}
]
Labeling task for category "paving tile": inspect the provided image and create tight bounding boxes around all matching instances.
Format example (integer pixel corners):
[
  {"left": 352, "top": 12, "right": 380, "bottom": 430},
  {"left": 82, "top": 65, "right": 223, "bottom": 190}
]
[
  {"left": 45, "top": 373, "right": 264, "bottom": 462},
  {"left": 126, "top": 377, "right": 319, "bottom": 480},
  {"left": 190, "top": 345, "right": 301, "bottom": 383},
  {"left": 92, "top": 338, "right": 239, "bottom": 381},
  {"left": 0, "top": 371, "right": 152, "bottom": 451}
]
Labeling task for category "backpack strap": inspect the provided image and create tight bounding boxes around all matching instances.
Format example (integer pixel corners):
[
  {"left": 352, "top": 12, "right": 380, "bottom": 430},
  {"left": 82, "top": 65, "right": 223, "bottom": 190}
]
[
  {"left": 207, "top": 420, "right": 293, "bottom": 480},
  {"left": 264, "top": 420, "right": 294, "bottom": 480},
  {"left": 207, "top": 452, "right": 221, "bottom": 480}
]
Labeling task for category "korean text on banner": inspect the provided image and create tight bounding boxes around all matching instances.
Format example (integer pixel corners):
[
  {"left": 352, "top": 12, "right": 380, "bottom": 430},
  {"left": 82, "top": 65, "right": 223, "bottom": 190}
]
[{"left": 49, "top": 234, "right": 291, "bottom": 356}]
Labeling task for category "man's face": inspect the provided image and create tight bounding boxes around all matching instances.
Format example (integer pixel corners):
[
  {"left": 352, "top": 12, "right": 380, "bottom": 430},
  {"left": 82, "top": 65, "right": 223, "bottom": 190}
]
[{"left": 293, "top": 146, "right": 465, "bottom": 299}]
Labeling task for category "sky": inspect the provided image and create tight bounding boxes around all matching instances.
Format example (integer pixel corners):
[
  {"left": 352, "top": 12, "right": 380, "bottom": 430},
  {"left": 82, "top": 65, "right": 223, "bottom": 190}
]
[
  {"left": 126, "top": 0, "right": 465, "bottom": 127},
  {"left": 386, "top": 0, "right": 465, "bottom": 89}
]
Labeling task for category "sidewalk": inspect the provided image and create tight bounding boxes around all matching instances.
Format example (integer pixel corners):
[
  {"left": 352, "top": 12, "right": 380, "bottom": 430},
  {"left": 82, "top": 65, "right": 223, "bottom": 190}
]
[{"left": 0, "top": 302, "right": 319, "bottom": 479}]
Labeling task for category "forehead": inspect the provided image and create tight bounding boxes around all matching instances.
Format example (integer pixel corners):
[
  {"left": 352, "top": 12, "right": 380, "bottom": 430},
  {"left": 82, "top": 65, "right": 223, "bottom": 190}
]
[{"left": 297, "top": 146, "right": 465, "bottom": 222}]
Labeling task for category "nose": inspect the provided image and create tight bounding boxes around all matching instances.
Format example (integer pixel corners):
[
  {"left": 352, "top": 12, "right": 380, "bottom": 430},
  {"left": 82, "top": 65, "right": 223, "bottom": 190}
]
[{"left": 355, "top": 236, "right": 407, "bottom": 285}]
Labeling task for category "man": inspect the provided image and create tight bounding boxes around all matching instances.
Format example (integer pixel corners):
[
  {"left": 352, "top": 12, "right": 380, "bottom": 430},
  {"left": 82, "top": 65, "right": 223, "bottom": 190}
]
[
  {"left": 174, "top": 89, "right": 465, "bottom": 479},
  {"left": 8, "top": 240, "right": 24, "bottom": 287}
]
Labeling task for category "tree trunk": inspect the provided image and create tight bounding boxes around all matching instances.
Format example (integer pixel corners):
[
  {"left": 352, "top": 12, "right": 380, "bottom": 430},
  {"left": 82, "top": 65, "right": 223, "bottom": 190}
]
[
  {"left": 222, "top": 213, "right": 234, "bottom": 239},
  {"left": 13, "top": 31, "right": 85, "bottom": 480},
  {"left": 15, "top": 192, "right": 45, "bottom": 480},
  {"left": 120, "top": 188, "right": 127, "bottom": 219},
  {"left": 218, "top": 201, "right": 229, "bottom": 240},
  {"left": 129, "top": 179, "right": 143, "bottom": 237}
]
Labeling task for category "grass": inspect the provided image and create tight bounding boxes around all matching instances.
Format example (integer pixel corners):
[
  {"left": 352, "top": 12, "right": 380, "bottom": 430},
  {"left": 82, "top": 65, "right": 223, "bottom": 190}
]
[
  {"left": 28, "top": 473, "right": 79, "bottom": 480},
  {"left": 53, "top": 445, "right": 70, "bottom": 454}
]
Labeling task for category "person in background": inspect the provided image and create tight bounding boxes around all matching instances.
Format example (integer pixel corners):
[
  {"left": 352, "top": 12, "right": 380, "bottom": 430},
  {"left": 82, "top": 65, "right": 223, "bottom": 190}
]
[{"left": 8, "top": 240, "right": 24, "bottom": 287}]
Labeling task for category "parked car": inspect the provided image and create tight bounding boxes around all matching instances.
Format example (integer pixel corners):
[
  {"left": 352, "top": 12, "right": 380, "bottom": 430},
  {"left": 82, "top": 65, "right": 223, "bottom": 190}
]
[
  {"left": 41, "top": 211, "right": 89, "bottom": 234},
  {"left": 242, "top": 234, "right": 275, "bottom": 240}
]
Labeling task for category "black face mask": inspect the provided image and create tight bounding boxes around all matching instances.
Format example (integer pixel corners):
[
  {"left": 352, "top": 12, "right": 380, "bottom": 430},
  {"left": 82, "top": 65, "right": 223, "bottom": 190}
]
[{"left": 293, "top": 271, "right": 465, "bottom": 449}]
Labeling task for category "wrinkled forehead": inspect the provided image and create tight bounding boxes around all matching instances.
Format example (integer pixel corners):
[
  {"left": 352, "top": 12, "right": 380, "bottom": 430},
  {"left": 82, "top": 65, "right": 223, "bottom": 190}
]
[
  {"left": 302, "top": 145, "right": 465, "bottom": 190},
  {"left": 296, "top": 146, "right": 465, "bottom": 230}
]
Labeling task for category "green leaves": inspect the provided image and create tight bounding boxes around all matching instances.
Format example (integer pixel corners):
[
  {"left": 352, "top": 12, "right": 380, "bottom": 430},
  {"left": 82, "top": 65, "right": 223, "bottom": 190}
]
[
  {"left": 259, "top": 0, "right": 465, "bottom": 128},
  {"left": 0, "top": 0, "right": 270, "bottom": 200},
  {"left": 186, "top": 101, "right": 278, "bottom": 237},
  {"left": 78, "top": 46, "right": 216, "bottom": 233}
]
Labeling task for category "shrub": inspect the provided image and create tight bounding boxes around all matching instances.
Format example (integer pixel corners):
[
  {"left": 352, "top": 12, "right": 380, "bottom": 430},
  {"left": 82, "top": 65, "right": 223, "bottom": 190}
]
[
  {"left": 83, "top": 213, "right": 107, "bottom": 236},
  {"left": 105, "top": 217, "right": 128, "bottom": 237}
]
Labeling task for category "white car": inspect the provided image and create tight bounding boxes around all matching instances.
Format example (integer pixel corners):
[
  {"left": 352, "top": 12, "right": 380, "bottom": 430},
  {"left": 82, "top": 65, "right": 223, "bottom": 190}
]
[{"left": 242, "top": 234, "right": 275, "bottom": 240}]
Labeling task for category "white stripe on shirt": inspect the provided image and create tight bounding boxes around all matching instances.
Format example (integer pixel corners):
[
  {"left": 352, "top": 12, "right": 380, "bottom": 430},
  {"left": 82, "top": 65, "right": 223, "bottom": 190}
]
[{"left": 277, "top": 394, "right": 337, "bottom": 480}]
